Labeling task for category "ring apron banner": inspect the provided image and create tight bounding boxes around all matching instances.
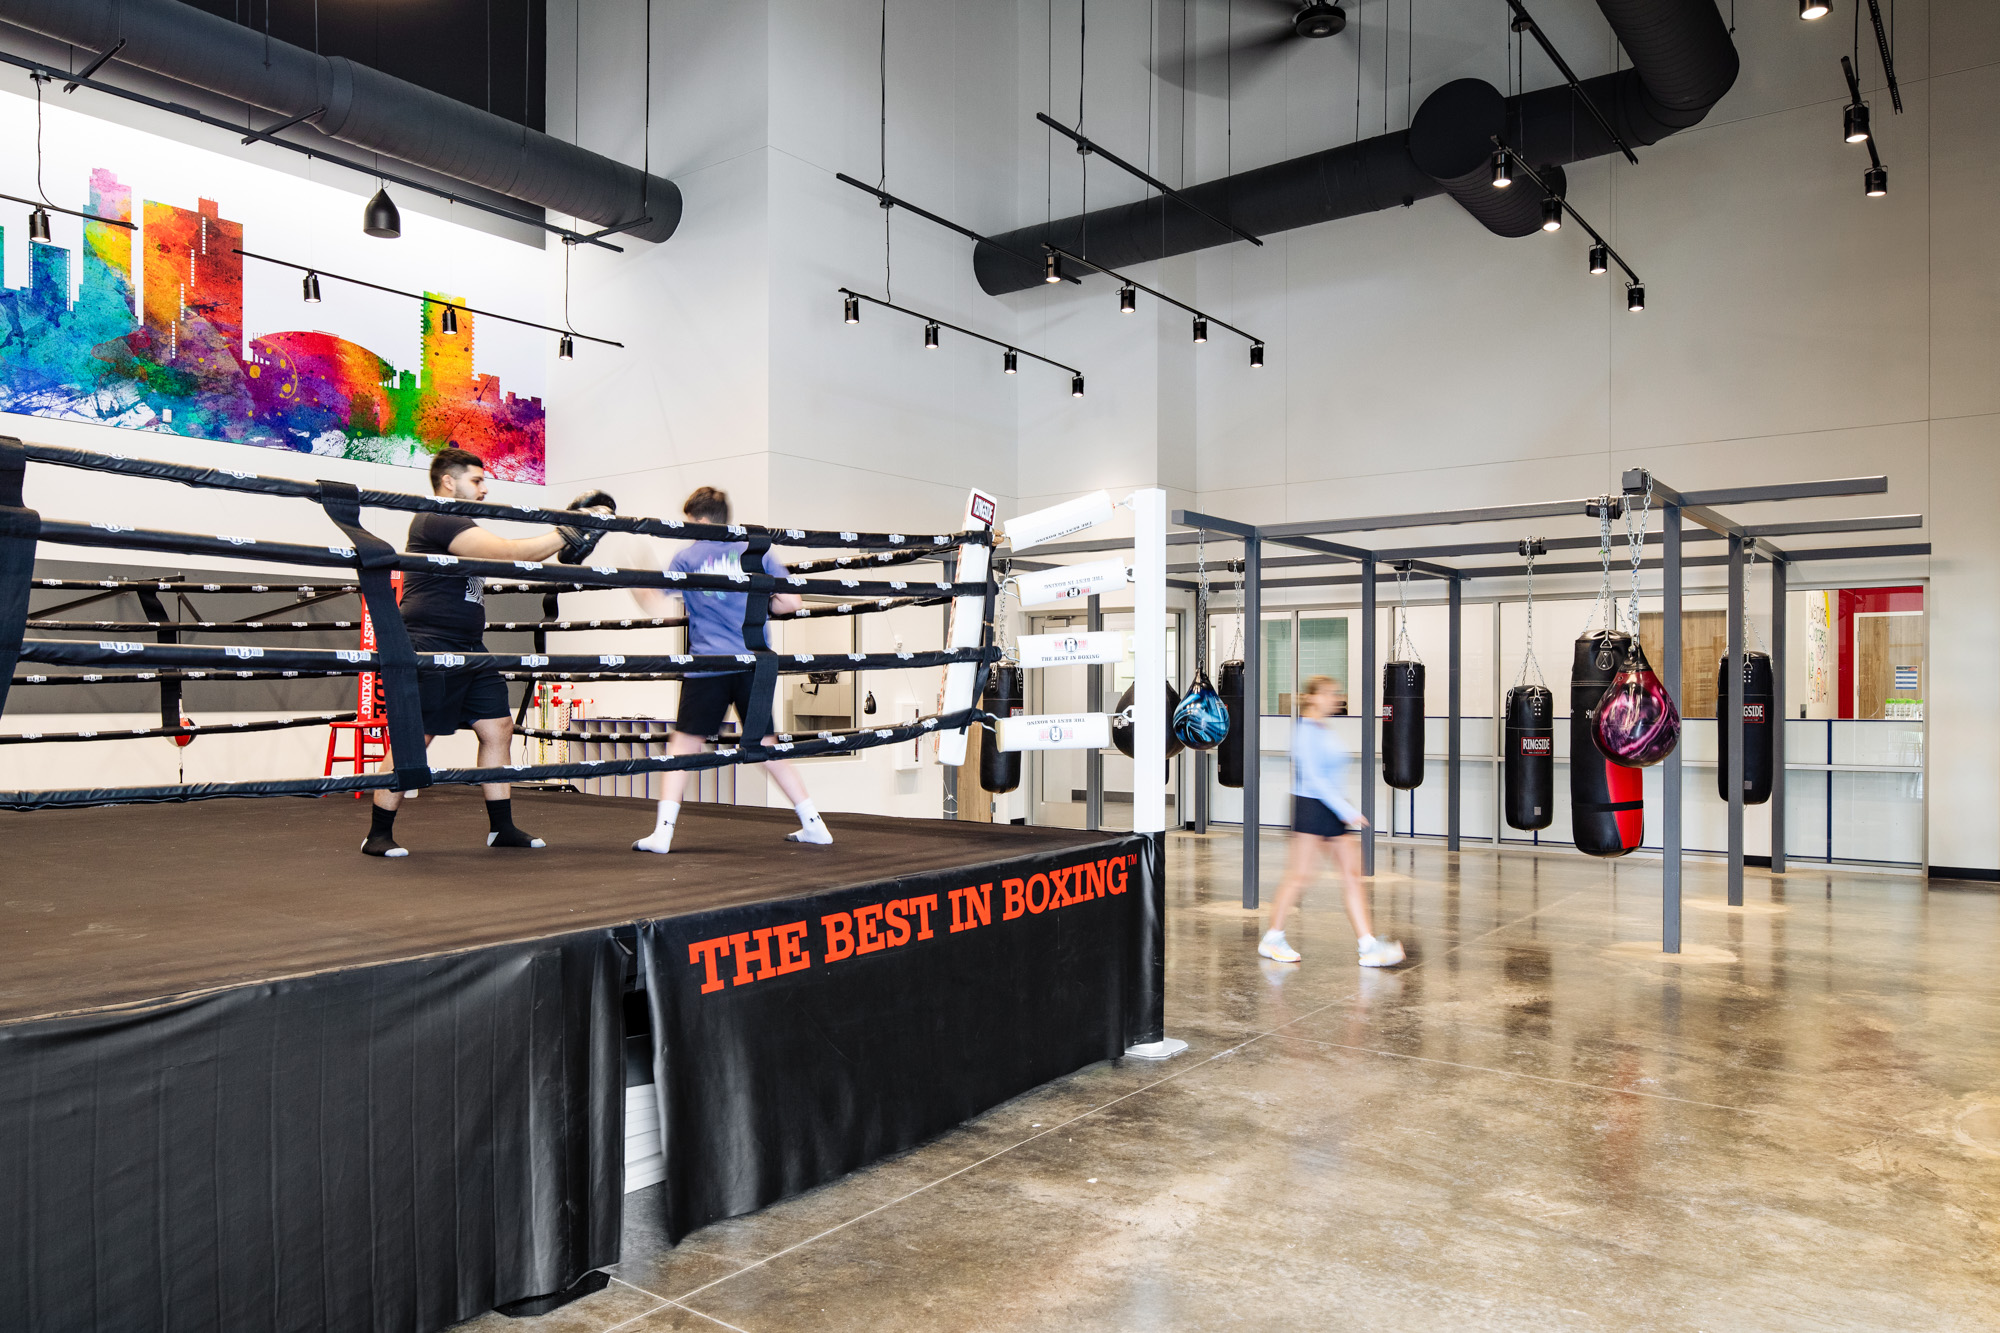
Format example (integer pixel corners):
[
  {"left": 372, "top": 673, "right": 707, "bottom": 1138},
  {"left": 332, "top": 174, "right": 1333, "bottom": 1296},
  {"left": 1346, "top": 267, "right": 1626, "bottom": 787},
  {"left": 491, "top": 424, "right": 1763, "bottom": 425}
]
[{"left": 637, "top": 833, "right": 1160, "bottom": 1244}]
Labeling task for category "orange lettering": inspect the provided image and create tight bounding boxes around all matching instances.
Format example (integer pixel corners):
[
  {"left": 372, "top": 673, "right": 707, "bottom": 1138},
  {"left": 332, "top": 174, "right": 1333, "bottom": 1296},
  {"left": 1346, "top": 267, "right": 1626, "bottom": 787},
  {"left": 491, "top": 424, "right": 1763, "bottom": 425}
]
[
  {"left": 687, "top": 936, "right": 732, "bottom": 994},
  {"left": 884, "top": 898, "right": 912, "bottom": 948},
  {"left": 910, "top": 893, "right": 938, "bottom": 938},
  {"left": 1050, "top": 867, "right": 1074, "bottom": 908},
  {"left": 730, "top": 928, "right": 778, "bottom": 986},
  {"left": 854, "top": 902, "right": 886, "bottom": 953},
  {"left": 1083, "top": 860, "right": 1106, "bottom": 898},
  {"left": 1003, "top": 877, "right": 1026, "bottom": 919},
  {"left": 772, "top": 920, "right": 811, "bottom": 975},
  {"left": 822, "top": 911, "right": 855, "bottom": 961},
  {"left": 965, "top": 883, "right": 990, "bottom": 928},
  {"left": 1025, "top": 873, "right": 1051, "bottom": 914},
  {"left": 1107, "top": 858, "right": 1129, "bottom": 894}
]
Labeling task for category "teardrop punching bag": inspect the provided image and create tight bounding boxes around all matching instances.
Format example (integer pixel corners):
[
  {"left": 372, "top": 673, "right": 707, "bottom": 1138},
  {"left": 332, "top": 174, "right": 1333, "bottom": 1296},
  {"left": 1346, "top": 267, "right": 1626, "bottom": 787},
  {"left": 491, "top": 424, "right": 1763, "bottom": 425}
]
[
  {"left": 1217, "top": 659, "right": 1246, "bottom": 788},
  {"left": 979, "top": 666, "right": 1024, "bottom": 793},
  {"left": 1591, "top": 638, "right": 1681, "bottom": 767},
  {"left": 1112, "top": 681, "right": 1186, "bottom": 760},
  {"left": 1503, "top": 685, "right": 1555, "bottom": 831},
  {"left": 1381, "top": 661, "right": 1425, "bottom": 790},
  {"left": 1173, "top": 669, "right": 1231, "bottom": 751},
  {"left": 1716, "top": 650, "right": 1775, "bottom": 804},
  {"left": 1571, "top": 633, "right": 1645, "bottom": 857}
]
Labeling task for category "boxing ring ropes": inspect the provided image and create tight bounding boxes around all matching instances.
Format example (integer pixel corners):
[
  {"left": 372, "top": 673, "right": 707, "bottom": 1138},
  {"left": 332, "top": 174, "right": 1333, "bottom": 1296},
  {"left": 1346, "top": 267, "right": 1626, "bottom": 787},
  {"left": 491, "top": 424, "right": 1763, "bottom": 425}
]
[
  {"left": 1032, "top": 470, "right": 1924, "bottom": 956},
  {"left": 0, "top": 436, "right": 1013, "bottom": 810}
]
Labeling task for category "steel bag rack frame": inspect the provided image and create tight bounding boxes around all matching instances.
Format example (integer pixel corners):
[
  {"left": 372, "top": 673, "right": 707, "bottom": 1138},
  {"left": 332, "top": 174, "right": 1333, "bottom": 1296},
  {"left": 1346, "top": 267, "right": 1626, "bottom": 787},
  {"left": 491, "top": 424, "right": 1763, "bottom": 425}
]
[{"left": 1158, "top": 474, "right": 1926, "bottom": 956}]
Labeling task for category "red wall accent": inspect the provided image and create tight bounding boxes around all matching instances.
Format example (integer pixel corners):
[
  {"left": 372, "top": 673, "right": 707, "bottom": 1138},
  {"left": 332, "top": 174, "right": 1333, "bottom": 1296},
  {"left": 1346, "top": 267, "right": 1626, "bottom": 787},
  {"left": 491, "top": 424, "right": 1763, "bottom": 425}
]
[{"left": 1836, "top": 586, "right": 1924, "bottom": 718}]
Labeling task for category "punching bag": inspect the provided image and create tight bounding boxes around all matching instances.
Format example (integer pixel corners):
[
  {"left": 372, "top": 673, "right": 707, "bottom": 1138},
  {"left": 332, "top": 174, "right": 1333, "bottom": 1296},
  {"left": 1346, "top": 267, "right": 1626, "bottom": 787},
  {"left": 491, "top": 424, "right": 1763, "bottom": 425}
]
[
  {"left": 1591, "top": 638, "right": 1681, "bottom": 767},
  {"left": 979, "top": 665, "right": 1024, "bottom": 793},
  {"left": 1716, "top": 650, "right": 1774, "bottom": 805},
  {"left": 1571, "top": 633, "right": 1644, "bottom": 858},
  {"left": 1381, "top": 661, "right": 1425, "bottom": 790},
  {"left": 1112, "top": 681, "right": 1186, "bottom": 760},
  {"left": 1173, "top": 670, "right": 1230, "bottom": 751},
  {"left": 1217, "top": 660, "right": 1246, "bottom": 788},
  {"left": 1503, "top": 685, "right": 1555, "bottom": 831}
]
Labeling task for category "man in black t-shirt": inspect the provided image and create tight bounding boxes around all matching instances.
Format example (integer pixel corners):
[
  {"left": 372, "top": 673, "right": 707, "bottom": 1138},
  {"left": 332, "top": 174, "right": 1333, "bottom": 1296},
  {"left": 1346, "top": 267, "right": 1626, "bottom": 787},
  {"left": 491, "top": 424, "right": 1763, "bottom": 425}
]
[{"left": 363, "top": 447, "right": 606, "bottom": 857}]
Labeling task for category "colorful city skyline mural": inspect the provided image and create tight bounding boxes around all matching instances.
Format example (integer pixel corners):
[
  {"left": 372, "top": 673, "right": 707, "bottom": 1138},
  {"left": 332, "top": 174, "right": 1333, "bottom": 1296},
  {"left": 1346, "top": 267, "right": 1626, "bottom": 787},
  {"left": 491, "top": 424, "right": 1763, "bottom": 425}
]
[{"left": 0, "top": 167, "right": 545, "bottom": 482}]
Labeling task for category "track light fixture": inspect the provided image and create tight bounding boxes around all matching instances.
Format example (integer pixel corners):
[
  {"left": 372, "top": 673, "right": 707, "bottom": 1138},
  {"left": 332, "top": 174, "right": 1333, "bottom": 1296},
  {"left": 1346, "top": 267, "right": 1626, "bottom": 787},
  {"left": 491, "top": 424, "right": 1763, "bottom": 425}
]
[
  {"left": 837, "top": 287, "right": 1081, "bottom": 395},
  {"left": 1864, "top": 165, "right": 1888, "bottom": 196},
  {"left": 923, "top": 320, "right": 940, "bottom": 349},
  {"left": 1192, "top": 317, "right": 1209, "bottom": 344},
  {"left": 362, "top": 187, "right": 401, "bottom": 239},
  {"left": 1626, "top": 283, "right": 1645, "bottom": 312},
  {"left": 1588, "top": 244, "right": 1608, "bottom": 275},
  {"left": 1799, "top": 0, "right": 1829, "bottom": 17},
  {"left": 1044, "top": 253, "right": 1065, "bottom": 284},
  {"left": 302, "top": 271, "right": 322, "bottom": 303},
  {"left": 1493, "top": 139, "right": 1645, "bottom": 306},
  {"left": 1540, "top": 196, "right": 1563, "bottom": 232},
  {"left": 1071, "top": 373, "right": 1085, "bottom": 397},
  {"left": 1041, "top": 245, "right": 1263, "bottom": 366},
  {"left": 440, "top": 304, "right": 458, "bottom": 334},
  {"left": 1492, "top": 150, "right": 1513, "bottom": 188},
  {"left": 27, "top": 206, "right": 51, "bottom": 242},
  {"left": 843, "top": 293, "right": 860, "bottom": 323},
  {"left": 558, "top": 333, "right": 575, "bottom": 359},
  {"left": 1250, "top": 342, "right": 1265, "bottom": 369},
  {"left": 1119, "top": 284, "right": 1136, "bottom": 314},
  {"left": 1844, "top": 102, "right": 1870, "bottom": 143},
  {"left": 1004, "top": 349, "right": 1018, "bottom": 374}
]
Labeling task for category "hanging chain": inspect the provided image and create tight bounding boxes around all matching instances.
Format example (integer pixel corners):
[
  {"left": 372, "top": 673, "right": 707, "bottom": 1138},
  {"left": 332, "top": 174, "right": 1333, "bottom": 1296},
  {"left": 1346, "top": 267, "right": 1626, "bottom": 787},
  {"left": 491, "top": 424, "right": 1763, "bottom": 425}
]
[
  {"left": 1194, "top": 530, "right": 1210, "bottom": 674},
  {"left": 1625, "top": 475, "right": 1652, "bottom": 638},
  {"left": 1742, "top": 545, "right": 1768, "bottom": 664},
  {"left": 1392, "top": 563, "right": 1423, "bottom": 662},
  {"left": 1228, "top": 552, "right": 1244, "bottom": 661},
  {"left": 1515, "top": 540, "right": 1545, "bottom": 689},
  {"left": 993, "top": 559, "right": 1017, "bottom": 664},
  {"left": 1584, "top": 499, "right": 1616, "bottom": 635}
]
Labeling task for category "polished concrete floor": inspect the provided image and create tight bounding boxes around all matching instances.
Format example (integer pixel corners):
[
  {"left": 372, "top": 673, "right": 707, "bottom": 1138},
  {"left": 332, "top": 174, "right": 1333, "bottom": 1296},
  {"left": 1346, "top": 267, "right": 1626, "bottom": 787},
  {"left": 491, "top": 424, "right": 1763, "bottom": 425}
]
[{"left": 459, "top": 835, "right": 2000, "bottom": 1332}]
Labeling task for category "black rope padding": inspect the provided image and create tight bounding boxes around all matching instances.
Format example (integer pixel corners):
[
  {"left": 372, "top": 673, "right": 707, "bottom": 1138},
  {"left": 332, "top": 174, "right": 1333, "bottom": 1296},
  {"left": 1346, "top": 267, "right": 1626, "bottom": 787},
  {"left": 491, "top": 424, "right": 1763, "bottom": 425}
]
[
  {"left": 12, "top": 669, "right": 351, "bottom": 686},
  {"left": 15, "top": 638, "right": 996, "bottom": 676},
  {"left": 28, "top": 618, "right": 368, "bottom": 633},
  {"left": 0, "top": 712, "right": 356, "bottom": 744},
  {"left": 0, "top": 439, "right": 40, "bottom": 720},
  {"left": 31, "top": 577, "right": 360, "bottom": 594},
  {"left": 36, "top": 519, "right": 989, "bottom": 599},
  {"left": 0, "top": 706, "right": 990, "bottom": 811},
  {"left": 313, "top": 481, "right": 429, "bottom": 791},
  {"left": 20, "top": 440, "right": 991, "bottom": 551},
  {"left": 786, "top": 545, "right": 953, "bottom": 573}
]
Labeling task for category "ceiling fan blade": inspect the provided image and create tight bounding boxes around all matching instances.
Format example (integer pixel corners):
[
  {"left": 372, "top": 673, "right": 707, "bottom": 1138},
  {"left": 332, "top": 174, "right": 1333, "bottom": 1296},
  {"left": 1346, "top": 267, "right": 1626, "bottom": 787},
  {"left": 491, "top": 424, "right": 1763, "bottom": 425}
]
[{"left": 1151, "top": 27, "right": 1300, "bottom": 92}]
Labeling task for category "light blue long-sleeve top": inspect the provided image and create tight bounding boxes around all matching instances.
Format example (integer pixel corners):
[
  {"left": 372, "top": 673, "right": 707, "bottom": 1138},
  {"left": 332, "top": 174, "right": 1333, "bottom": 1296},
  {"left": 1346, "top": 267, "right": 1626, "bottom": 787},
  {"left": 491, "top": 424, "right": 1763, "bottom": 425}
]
[{"left": 1291, "top": 717, "right": 1364, "bottom": 823}]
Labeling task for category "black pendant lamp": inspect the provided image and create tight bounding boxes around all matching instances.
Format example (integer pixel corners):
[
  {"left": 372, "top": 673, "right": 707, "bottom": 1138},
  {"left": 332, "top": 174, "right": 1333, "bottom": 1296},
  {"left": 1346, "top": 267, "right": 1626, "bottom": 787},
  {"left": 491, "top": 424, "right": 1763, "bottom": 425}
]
[
  {"left": 302, "top": 271, "right": 322, "bottom": 302},
  {"left": 363, "top": 187, "right": 402, "bottom": 239},
  {"left": 27, "top": 207, "right": 51, "bottom": 242},
  {"left": 440, "top": 304, "right": 459, "bottom": 334}
]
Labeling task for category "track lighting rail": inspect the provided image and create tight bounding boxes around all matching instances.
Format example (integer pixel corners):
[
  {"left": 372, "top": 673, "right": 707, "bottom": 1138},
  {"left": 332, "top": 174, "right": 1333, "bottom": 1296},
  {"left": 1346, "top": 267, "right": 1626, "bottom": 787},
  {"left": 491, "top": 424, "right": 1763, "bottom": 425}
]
[
  {"left": 0, "top": 49, "right": 626, "bottom": 252},
  {"left": 1503, "top": 0, "right": 1636, "bottom": 165},
  {"left": 834, "top": 174, "right": 1080, "bottom": 283},
  {"left": 0, "top": 190, "right": 134, "bottom": 229},
  {"left": 1033, "top": 113, "right": 1264, "bottom": 249},
  {"left": 1042, "top": 245, "right": 1263, "bottom": 351},
  {"left": 1492, "top": 140, "right": 1641, "bottom": 288},
  {"left": 836, "top": 287, "right": 1081, "bottom": 380},
  {"left": 234, "top": 249, "right": 624, "bottom": 348}
]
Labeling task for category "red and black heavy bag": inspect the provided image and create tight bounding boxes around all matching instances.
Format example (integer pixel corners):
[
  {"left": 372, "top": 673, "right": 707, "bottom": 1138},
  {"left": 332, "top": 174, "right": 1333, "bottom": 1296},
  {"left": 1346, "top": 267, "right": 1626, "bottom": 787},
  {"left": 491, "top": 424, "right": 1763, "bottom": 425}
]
[
  {"left": 979, "top": 665, "right": 1024, "bottom": 793},
  {"left": 1716, "top": 650, "right": 1774, "bottom": 805},
  {"left": 1503, "top": 684, "right": 1555, "bottom": 831},
  {"left": 1217, "top": 659, "right": 1247, "bottom": 788},
  {"left": 1571, "top": 633, "right": 1644, "bottom": 857},
  {"left": 1381, "top": 661, "right": 1425, "bottom": 790}
]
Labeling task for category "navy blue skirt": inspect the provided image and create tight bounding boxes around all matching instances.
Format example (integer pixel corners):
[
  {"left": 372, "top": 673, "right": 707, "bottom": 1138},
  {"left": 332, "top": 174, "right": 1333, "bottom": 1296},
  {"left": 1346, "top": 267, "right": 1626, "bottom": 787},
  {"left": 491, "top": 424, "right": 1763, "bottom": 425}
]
[{"left": 1292, "top": 796, "right": 1350, "bottom": 838}]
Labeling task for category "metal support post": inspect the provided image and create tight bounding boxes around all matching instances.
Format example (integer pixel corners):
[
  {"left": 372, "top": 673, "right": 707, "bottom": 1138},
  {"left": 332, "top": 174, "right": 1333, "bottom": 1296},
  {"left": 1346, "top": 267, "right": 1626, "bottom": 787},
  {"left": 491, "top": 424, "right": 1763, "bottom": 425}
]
[
  {"left": 1726, "top": 535, "right": 1747, "bottom": 906},
  {"left": 1194, "top": 593, "right": 1209, "bottom": 833},
  {"left": 1241, "top": 533, "right": 1262, "bottom": 908},
  {"left": 1361, "top": 560, "right": 1378, "bottom": 877},
  {"left": 1662, "top": 506, "right": 1683, "bottom": 953},
  {"left": 1086, "top": 594, "right": 1103, "bottom": 832},
  {"left": 1448, "top": 574, "right": 1462, "bottom": 852},
  {"left": 1770, "top": 556, "right": 1787, "bottom": 873}
]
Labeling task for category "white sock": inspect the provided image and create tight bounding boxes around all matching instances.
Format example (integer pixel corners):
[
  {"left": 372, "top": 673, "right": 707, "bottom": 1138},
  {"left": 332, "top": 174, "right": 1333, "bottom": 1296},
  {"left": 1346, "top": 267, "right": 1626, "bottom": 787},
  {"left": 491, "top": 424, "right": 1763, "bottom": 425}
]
[
  {"left": 634, "top": 799, "right": 680, "bottom": 854},
  {"left": 1357, "top": 934, "right": 1377, "bottom": 951},
  {"left": 1263, "top": 928, "right": 1285, "bottom": 942},
  {"left": 786, "top": 798, "right": 833, "bottom": 844}
]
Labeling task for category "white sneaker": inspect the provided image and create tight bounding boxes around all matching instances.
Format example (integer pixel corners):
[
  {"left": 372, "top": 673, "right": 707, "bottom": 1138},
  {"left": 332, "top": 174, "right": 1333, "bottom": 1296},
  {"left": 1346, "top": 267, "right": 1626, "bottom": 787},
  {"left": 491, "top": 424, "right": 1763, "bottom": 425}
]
[
  {"left": 1357, "top": 935, "right": 1406, "bottom": 968},
  {"left": 1258, "top": 929, "right": 1301, "bottom": 963}
]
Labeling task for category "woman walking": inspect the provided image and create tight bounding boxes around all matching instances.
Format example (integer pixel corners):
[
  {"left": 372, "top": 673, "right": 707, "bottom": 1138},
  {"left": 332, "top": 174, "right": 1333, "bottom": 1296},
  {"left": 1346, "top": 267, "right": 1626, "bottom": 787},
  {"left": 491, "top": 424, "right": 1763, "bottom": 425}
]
[{"left": 1258, "top": 675, "right": 1406, "bottom": 968}]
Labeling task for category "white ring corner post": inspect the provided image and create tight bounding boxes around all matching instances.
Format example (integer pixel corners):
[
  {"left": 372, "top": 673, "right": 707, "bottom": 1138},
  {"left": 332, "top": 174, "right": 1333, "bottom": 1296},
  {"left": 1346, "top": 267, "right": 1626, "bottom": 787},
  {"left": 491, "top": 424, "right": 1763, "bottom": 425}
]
[{"left": 1124, "top": 488, "right": 1186, "bottom": 1060}]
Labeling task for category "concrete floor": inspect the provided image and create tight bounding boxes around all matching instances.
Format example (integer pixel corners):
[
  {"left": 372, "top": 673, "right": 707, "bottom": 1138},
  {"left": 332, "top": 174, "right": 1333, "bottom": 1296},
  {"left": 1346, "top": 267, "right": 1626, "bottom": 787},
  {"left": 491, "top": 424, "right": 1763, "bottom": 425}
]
[{"left": 458, "top": 833, "right": 2000, "bottom": 1332}]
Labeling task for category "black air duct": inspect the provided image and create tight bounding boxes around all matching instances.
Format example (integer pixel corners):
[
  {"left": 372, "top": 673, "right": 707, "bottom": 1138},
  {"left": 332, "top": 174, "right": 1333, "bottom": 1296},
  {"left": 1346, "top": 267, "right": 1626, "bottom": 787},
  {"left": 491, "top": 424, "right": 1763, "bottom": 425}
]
[
  {"left": 975, "top": 0, "right": 1733, "bottom": 293},
  {"left": 0, "top": 0, "right": 680, "bottom": 243}
]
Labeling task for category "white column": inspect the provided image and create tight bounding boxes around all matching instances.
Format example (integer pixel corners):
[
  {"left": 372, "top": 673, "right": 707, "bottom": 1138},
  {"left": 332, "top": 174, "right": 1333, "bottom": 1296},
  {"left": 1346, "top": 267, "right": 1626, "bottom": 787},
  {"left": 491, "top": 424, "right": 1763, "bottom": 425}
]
[{"left": 1132, "top": 488, "right": 1167, "bottom": 835}]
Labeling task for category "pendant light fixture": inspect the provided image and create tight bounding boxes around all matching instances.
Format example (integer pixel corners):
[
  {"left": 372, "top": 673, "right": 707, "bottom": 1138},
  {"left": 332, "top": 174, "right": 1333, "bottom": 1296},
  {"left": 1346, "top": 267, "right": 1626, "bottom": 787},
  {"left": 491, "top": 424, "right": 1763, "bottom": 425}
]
[
  {"left": 837, "top": 288, "right": 1081, "bottom": 395},
  {"left": 1626, "top": 283, "right": 1646, "bottom": 312},
  {"left": 1540, "top": 196, "right": 1563, "bottom": 232},
  {"left": 558, "top": 333, "right": 575, "bottom": 359},
  {"left": 440, "top": 304, "right": 459, "bottom": 334},
  {"left": 923, "top": 320, "right": 940, "bottom": 349},
  {"left": 1799, "top": 0, "right": 1829, "bottom": 17},
  {"left": 1070, "top": 373, "right": 1085, "bottom": 397},
  {"left": 1119, "top": 284, "right": 1136, "bottom": 314},
  {"left": 27, "top": 206, "right": 51, "bottom": 242},
  {"left": 363, "top": 187, "right": 401, "bottom": 239},
  {"left": 1044, "top": 253, "right": 1065, "bottom": 284},
  {"left": 843, "top": 293, "right": 860, "bottom": 323},
  {"left": 1588, "top": 244, "right": 1608, "bottom": 275},
  {"left": 1844, "top": 102, "right": 1870, "bottom": 143},
  {"left": 1192, "top": 317, "right": 1209, "bottom": 344},
  {"left": 1003, "top": 348, "right": 1018, "bottom": 374},
  {"left": 1864, "top": 165, "right": 1888, "bottom": 196},
  {"left": 302, "top": 271, "right": 322, "bottom": 302},
  {"left": 1491, "top": 150, "right": 1513, "bottom": 188},
  {"left": 1250, "top": 343, "right": 1265, "bottom": 369}
]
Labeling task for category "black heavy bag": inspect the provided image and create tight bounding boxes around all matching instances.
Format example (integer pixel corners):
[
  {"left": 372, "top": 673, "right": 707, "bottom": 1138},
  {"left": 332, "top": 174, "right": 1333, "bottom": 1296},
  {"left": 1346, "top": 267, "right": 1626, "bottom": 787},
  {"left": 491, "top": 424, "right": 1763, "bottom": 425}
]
[
  {"left": 979, "top": 665, "right": 1025, "bottom": 793},
  {"left": 1716, "top": 650, "right": 1775, "bottom": 805},
  {"left": 1381, "top": 661, "right": 1425, "bottom": 790},
  {"left": 1216, "top": 660, "right": 1246, "bottom": 788},
  {"left": 1503, "top": 684, "right": 1555, "bottom": 831},
  {"left": 1571, "top": 633, "right": 1645, "bottom": 857},
  {"left": 1112, "top": 681, "right": 1186, "bottom": 761}
]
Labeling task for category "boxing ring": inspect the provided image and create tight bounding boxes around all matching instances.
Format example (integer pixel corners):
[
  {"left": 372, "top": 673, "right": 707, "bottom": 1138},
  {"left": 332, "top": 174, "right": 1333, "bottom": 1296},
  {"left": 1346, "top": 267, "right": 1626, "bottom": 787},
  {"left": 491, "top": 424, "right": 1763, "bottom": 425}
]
[{"left": 0, "top": 439, "right": 1170, "bottom": 1332}]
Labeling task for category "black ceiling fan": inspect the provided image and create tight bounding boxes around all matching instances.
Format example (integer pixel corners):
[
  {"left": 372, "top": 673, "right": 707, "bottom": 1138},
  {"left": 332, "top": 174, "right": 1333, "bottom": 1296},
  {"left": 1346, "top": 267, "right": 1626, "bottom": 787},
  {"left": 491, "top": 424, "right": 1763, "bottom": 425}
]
[{"left": 1153, "top": 1, "right": 1349, "bottom": 91}]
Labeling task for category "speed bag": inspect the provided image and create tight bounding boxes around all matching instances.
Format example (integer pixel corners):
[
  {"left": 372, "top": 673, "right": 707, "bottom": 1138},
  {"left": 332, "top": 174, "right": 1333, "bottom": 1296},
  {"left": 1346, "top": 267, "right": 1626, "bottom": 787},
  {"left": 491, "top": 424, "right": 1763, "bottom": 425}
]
[
  {"left": 1570, "top": 633, "right": 1644, "bottom": 858},
  {"left": 1111, "top": 681, "right": 1187, "bottom": 761},
  {"left": 979, "top": 665, "right": 1025, "bottom": 793},
  {"left": 1716, "top": 650, "right": 1775, "bottom": 805},
  {"left": 1381, "top": 661, "right": 1425, "bottom": 790},
  {"left": 1503, "top": 684, "right": 1555, "bottom": 831},
  {"left": 1216, "top": 660, "right": 1247, "bottom": 788}
]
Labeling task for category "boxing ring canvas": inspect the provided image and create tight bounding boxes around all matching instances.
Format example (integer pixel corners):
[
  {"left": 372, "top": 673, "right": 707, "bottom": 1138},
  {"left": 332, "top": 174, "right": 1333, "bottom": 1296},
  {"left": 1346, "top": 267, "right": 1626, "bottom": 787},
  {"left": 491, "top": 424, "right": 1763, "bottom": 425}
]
[{"left": 0, "top": 791, "right": 1159, "bottom": 1333}]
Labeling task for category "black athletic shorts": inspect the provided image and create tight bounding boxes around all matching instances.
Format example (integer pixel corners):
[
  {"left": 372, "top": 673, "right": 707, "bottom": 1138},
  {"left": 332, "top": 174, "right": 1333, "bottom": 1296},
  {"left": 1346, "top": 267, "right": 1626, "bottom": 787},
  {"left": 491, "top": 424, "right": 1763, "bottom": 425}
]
[
  {"left": 676, "top": 672, "right": 764, "bottom": 739},
  {"left": 1292, "top": 796, "right": 1350, "bottom": 838},
  {"left": 411, "top": 637, "right": 510, "bottom": 736}
]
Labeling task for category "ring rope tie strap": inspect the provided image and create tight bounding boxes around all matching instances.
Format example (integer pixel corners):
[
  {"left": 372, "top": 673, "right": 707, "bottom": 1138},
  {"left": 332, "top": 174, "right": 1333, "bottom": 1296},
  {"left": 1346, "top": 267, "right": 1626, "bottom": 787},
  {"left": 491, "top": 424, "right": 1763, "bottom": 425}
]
[{"left": 313, "top": 479, "right": 431, "bottom": 791}]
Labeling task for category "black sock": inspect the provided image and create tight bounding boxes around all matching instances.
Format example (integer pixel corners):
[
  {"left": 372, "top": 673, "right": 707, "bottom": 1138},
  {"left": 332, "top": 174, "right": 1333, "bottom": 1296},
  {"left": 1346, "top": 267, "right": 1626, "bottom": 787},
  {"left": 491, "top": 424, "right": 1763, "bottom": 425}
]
[
  {"left": 361, "top": 804, "right": 404, "bottom": 857},
  {"left": 486, "top": 798, "right": 544, "bottom": 849}
]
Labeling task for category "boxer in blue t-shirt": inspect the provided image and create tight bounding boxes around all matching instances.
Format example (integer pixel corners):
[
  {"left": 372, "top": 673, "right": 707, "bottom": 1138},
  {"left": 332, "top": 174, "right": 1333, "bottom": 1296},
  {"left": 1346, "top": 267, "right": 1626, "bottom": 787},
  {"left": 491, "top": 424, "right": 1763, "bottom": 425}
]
[{"left": 629, "top": 486, "right": 831, "bottom": 854}]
